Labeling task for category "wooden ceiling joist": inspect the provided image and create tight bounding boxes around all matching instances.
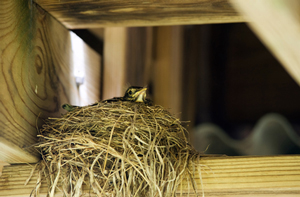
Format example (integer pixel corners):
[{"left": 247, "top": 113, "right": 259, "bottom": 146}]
[{"left": 33, "top": 0, "right": 245, "bottom": 29}]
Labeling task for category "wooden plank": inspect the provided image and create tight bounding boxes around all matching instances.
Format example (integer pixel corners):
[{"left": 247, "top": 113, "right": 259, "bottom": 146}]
[
  {"left": 33, "top": 0, "right": 245, "bottom": 29},
  {"left": 125, "top": 27, "right": 153, "bottom": 87},
  {"left": 230, "top": 0, "right": 300, "bottom": 86},
  {"left": 0, "top": 0, "right": 101, "bottom": 163},
  {"left": 102, "top": 27, "right": 128, "bottom": 100},
  {"left": 0, "top": 160, "right": 9, "bottom": 177},
  {"left": 1, "top": 155, "right": 300, "bottom": 196},
  {"left": 153, "top": 26, "right": 184, "bottom": 117}
]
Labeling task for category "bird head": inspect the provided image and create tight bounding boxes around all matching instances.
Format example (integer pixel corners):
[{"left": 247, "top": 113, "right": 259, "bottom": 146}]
[{"left": 123, "top": 86, "right": 147, "bottom": 102}]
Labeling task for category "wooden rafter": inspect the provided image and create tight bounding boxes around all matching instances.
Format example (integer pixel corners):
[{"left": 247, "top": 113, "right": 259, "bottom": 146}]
[
  {"left": 33, "top": 0, "right": 245, "bottom": 29},
  {"left": 231, "top": 0, "right": 300, "bottom": 86}
]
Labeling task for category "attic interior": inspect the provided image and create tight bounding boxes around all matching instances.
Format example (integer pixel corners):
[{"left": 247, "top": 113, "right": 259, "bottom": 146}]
[{"left": 73, "top": 23, "right": 300, "bottom": 156}]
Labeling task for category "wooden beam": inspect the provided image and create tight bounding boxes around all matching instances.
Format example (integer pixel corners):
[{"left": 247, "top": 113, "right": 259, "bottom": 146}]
[
  {"left": 1, "top": 155, "right": 300, "bottom": 196},
  {"left": 153, "top": 26, "right": 184, "bottom": 117},
  {"left": 102, "top": 27, "right": 128, "bottom": 100},
  {"left": 230, "top": 0, "right": 300, "bottom": 86},
  {"left": 0, "top": 0, "right": 101, "bottom": 163},
  {"left": 0, "top": 160, "right": 9, "bottom": 177},
  {"left": 124, "top": 27, "right": 153, "bottom": 87},
  {"left": 33, "top": 0, "right": 244, "bottom": 29}
]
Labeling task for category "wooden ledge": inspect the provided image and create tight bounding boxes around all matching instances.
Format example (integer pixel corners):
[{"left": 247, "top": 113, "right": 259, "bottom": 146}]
[
  {"left": 1, "top": 155, "right": 300, "bottom": 196},
  {"left": 33, "top": 0, "right": 245, "bottom": 29}
]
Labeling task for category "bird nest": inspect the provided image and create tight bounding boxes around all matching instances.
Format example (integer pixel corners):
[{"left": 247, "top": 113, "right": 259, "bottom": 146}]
[{"left": 34, "top": 101, "right": 201, "bottom": 197}]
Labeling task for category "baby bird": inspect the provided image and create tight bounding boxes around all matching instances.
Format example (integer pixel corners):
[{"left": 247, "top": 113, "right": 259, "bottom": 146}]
[{"left": 62, "top": 86, "right": 151, "bottom": 112}]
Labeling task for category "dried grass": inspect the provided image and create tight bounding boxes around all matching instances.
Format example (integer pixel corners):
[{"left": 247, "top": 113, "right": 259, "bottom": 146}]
[{"left": 34, "top": 101, "right": 201, "bottom": 197}]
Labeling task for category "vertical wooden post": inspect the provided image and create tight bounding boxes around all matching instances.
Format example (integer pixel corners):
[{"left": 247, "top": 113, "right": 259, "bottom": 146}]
[
  {"left": 152, "top": 26, "right": 184, "bottom": 117},
  {"left": 125, "top": 27, "right": 153, "bottom": 87},
  {"left": 103, "top": 28, "right": 128, "bottom": 100}
]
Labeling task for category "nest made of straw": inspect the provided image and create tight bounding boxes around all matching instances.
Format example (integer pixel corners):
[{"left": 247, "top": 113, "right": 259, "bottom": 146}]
[{"left": 35, "top": 101, "right": 200, "bottom": 197}]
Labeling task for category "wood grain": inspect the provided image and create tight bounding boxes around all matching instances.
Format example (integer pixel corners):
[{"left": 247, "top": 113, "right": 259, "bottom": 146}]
[
  {"left": 230, "top": 0, "right": 300, "bottom": 86},
  {"left": 33, "top": 0, "right": 244, "bottom": 29},
  {"left": 1, "top": 155, "right": 300, "bottom": 196},
  {"left": 0, "top": 0, "right": 101, "bottom": 163},
  {"left": 0, "top": 160, "right": 9, "bottom": 177}
]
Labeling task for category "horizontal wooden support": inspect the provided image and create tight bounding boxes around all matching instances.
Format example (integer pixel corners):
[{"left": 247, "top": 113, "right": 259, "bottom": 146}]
[
  {"left": 1, "top": 155, "right": 300, "bottom": 196},
  {"left": 33, "top": 0, "right": 245, "bottom": 29}
]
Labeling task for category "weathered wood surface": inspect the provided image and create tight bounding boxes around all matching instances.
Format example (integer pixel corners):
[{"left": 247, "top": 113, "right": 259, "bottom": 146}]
[
  {"left": 231, "top": 0, "right": 300, "bottom": 86},
  {"left": 1, "top": 155, "right": 300, "bottom": 196},
  {"left": 0, "top": 0, "right": 101, "bottom": 163},
  {"left": 33, "top": 0, "right": 244, "bottom": 29}
]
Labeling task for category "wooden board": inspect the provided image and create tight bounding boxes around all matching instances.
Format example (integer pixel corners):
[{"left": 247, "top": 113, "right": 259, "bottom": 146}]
[
  {"left": 152, "top": 26, "right": 184, "bottom": 117},
  {"left": 0, "top": 0, "right": 101, "bottom": 163},
  {"left": 0, "top": 160, "right": 9, "bottom": 177},
  {"left": 33, "top": 0, "right": 245, "bottom": 29},
  {"left": 102, "top": 27, "right": 128, "bottom": 100},
  {"left": 1, "top": 155, "right": 300, "bottom": 196},
  {"left": 230, "top": 0, "right": 300, "bottom": 86},
  {"left": 124, "top": 27, "right": 153, "bottom": 88}
]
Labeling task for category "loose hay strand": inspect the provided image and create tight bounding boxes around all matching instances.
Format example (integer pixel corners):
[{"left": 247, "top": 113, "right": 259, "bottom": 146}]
[{"left": 35, "top": 101, "right": 202, "bottom": 197}]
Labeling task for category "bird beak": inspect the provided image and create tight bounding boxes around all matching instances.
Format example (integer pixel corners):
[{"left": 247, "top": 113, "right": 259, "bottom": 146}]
[{"left": 135, "top": 88, "right": 147, "bottom": 102}]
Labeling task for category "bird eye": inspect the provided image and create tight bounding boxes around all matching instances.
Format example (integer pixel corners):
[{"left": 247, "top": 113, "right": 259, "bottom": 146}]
[{"left": 128, "top": 90, "right": 133, "bottom": 95}]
